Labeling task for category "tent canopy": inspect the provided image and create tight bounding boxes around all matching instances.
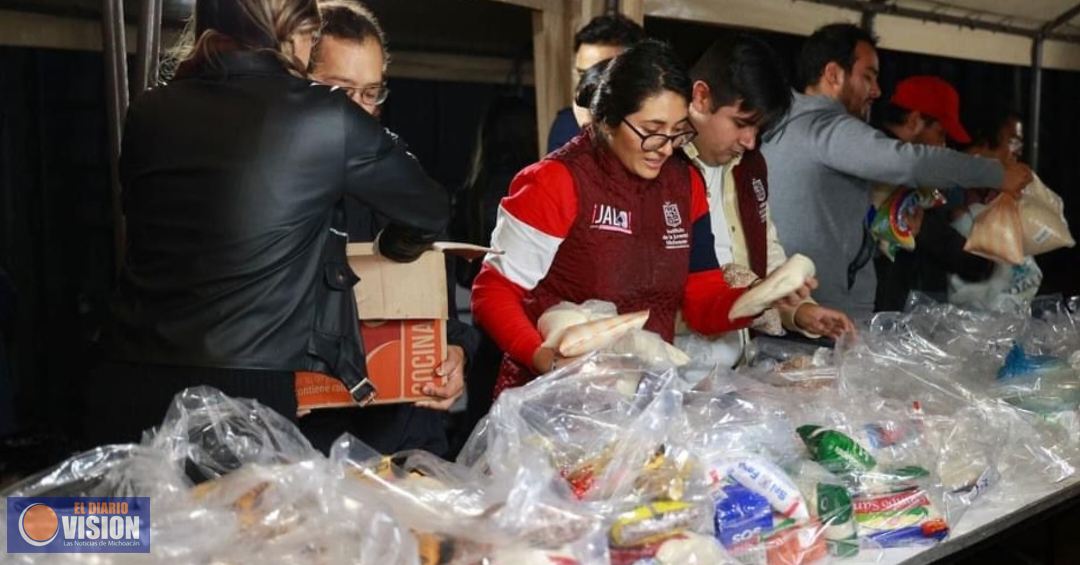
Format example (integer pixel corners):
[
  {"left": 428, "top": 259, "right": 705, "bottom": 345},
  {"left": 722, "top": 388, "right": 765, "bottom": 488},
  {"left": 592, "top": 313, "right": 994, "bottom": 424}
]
[{"left": 645, "top": 0, "right": 1080, "bottom": 71}]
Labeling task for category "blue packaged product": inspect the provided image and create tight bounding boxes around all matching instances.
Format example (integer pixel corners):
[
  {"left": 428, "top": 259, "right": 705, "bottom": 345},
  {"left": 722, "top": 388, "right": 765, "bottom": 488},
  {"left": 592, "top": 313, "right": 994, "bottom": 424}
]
[{"left": 714, "top": 483, "right": 773, "bottom": 549}]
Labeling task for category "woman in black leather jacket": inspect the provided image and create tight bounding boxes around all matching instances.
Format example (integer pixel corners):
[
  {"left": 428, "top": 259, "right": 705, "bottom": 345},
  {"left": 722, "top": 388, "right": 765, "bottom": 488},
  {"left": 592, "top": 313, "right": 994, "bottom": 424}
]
[{"left": 85, "top": 0, "right": 448, "bottom": 445}]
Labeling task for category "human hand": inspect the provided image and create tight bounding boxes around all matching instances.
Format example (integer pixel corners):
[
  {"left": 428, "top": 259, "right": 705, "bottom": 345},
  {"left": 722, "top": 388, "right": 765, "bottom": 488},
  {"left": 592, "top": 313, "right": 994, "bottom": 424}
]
[
  {"left": 772, "top": 276, "right": 818, "bottom": 310},
  {"left": 416, "top": 345, "right": 466, "bottom": 411},
  {"left": 1000, "top": 161, "right": 1033, "bottom": 196},
  {"left": 794, "top": 303, "right": 856, "bottom": 339}
]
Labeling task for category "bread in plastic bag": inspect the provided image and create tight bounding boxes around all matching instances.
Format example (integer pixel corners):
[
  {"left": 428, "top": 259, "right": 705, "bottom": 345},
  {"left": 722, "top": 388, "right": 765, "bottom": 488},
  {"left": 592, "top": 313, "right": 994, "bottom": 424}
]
[
  {"left": 729, "top": 254, "right": 815, "bottom": 320},
  {"left": 722, "top": 263, "right": 784, "bottom": 335},
  {"left": 1020, "top": 175, "right": 1075, "bottom": 256},
  {"left": 538, "top": 300, "right": 689, "bottom": 365},
  {"left": 964, "top": 193, "right": 1025, "bottom": 265}
]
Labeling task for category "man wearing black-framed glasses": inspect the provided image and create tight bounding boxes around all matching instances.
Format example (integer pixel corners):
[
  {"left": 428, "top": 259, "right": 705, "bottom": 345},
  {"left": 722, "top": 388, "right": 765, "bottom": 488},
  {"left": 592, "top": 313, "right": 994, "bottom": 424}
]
[{"left": 301, "top": 0, "right": 479, "bottom": 458}]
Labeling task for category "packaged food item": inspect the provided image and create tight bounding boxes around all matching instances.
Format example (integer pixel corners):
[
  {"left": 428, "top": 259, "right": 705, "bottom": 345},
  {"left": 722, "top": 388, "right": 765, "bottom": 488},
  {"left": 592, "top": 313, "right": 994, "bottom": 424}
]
[
  {"left": 965, "top": 193, "right": 1025, "bottom": 265},
  {"left": 713, "top": 483, "right": 772, "bottom": 564},
  {"left": 796, "top": 425, "right": 876, "bottom": 475},
  {"left": 815, "top": 483, "right": 858, "bottom": 557},
  {"left": 869, "top": 188, "right": 945, "bottom": 260},
  {"left": 610, "top": 500, "right": 710, "bottom": 548},
  {"left": 852, "top": 488, "right": 949, "bottom": 548},
  {"left": 1019, "top": 175, "right": 1075, "bottom": 256},
  {"left": 721, "top": 457, "right": 810, "bottom": 524},
  {"left": 729, "top": 255, "right": 815, "bottom": 320},
  {"left": 763, "top": 518, "right": 828, "bottom": 565}
]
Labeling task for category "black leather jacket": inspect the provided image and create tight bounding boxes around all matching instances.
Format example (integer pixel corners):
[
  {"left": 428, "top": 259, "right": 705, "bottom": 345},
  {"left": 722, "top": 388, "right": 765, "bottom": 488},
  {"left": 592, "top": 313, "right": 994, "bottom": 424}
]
[{"left": 106, "top": 51, "right": 447, "bottom": 398}]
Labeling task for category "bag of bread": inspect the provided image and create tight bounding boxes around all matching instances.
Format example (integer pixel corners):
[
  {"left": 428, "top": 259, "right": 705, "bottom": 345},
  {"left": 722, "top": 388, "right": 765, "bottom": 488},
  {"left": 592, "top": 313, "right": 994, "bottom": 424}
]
[
  {"left": 964, "top": 193, "right": 1025, "bottom": 265},
  {"left": 1020, "top": 176, "right": 1075, "bottom": 256}
]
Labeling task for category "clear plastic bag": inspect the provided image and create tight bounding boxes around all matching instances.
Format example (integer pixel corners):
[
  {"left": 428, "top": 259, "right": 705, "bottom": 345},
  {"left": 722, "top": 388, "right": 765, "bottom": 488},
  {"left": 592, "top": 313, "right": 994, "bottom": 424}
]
[
  {"left": 459, "top": 352, "right": 731, "bottom": 564},
  {"left": 1020, "top": 175, "right": 1075, "bottom": 256},
  {"left": 333, "top": 433, "right": 608, "bottom": 564},
  {"left": 964, "top": 193, "right": 1025, "bottom": 265},
  {"left": 1, "top": 387, "right": 415, "bottom": 565},
  {"left": 144, "top": 385, "right": 320, "bottom": 482}
]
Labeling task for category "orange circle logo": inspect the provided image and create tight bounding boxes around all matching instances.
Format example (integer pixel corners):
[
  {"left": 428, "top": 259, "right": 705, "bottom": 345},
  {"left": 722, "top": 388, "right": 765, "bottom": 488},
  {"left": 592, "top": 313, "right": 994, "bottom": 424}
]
[{"left": 19, "top": 503, "right": 59, "bottom": 546}]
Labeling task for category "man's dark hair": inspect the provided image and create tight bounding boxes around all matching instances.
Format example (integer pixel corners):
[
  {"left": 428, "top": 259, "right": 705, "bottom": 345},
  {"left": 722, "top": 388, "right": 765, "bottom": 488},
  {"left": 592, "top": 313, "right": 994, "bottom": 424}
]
[
  {"left": 312, "top": 0, "right": 388, "bottom": 69},
  {"left": 689, "top": 35, "right": 792, "bottom": 132},
  {"left": 573, "top": 14, "right": 645, "bottom": 52},
  {"left": 592, "top": 39, "right": 691, "bottom": 128},
  {"left": 965, "top": 105, "right": 1023, "bottom": 149},
  {"left": 796, "top": 23, "right": 878, "bottom": 90}
]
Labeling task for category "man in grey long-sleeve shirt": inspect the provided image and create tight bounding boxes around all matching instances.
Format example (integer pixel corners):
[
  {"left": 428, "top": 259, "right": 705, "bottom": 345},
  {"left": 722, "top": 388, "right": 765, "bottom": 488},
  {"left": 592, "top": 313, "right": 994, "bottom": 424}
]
[{"left": 762, "top": 23, "right": 1031, "bottom": 321}]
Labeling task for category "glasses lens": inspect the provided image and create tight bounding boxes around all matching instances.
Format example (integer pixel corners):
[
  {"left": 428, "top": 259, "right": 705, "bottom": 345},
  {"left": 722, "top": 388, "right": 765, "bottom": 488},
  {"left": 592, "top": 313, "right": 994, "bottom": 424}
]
[
  {"left": 672, "top": 131, "right": 696, "bottom": 148},
  {"left": 641, "top": 135, "right": 669, "bottom": 152},
  {"left": 363, "top": 86, "right": 390, "bottom": 106}
]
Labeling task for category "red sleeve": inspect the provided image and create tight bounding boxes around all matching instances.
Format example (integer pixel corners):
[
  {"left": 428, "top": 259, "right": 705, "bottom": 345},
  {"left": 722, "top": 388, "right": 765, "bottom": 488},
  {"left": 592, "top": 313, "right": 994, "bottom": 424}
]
[
  {"left": 682, "top": 165, "right": 755, "bottom": 334},
  {"left": 472, "top": 160, "right": 577, "bottom": 367}
]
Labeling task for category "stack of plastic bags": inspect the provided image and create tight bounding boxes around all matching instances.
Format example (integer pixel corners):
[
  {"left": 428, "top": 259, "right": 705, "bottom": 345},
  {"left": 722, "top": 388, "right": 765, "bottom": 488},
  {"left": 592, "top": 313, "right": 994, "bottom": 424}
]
[
  {"left": 4, "top": 294, "right": 1079, "bottom": 564},
  {"left": 1, "top": 387, "right": 417, "bottom": 564}
]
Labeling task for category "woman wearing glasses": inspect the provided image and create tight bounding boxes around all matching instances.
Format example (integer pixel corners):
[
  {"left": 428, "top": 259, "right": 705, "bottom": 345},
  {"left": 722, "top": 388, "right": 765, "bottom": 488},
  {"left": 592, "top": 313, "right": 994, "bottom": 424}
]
[
  {"left": 472, "top": 40, "right": 813, "bottom": 397},
  {"left": 87, "top": 0, "right": 447, "bottom": 445}
]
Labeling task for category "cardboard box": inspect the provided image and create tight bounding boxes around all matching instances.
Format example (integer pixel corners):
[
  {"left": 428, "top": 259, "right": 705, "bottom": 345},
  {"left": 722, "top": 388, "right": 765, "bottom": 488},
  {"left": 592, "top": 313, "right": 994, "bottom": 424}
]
[{"left": 296, "top": 242, "right": 491, "bottom": 414}]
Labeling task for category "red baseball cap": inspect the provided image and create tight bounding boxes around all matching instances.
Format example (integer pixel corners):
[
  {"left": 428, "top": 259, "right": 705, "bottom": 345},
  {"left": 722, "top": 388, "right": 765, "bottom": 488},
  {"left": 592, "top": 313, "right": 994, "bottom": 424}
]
[{"left": 890, "top": 75, "right": 971, "bottom": 144}]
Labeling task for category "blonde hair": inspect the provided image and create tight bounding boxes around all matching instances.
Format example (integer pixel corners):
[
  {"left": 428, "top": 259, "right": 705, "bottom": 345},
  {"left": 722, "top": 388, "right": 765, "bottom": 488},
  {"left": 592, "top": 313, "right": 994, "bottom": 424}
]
[{"left": 169, "top": 0, "right": 320, "bottom": 79}]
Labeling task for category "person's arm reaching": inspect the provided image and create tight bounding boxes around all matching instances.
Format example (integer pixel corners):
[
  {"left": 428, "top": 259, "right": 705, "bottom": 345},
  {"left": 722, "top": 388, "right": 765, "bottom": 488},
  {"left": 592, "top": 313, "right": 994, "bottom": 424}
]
[
  {"left": 471, "top": 161, "right": 577, "bottom": 369},
  {"left": 342, "top": 103, "right": 448, "bottom": 261},
  {"left": 809, "top": 110, "right": 1006, "bottom": 190},
  {"left": 682, "top": 167, "right": 756, "bottom": 334}
]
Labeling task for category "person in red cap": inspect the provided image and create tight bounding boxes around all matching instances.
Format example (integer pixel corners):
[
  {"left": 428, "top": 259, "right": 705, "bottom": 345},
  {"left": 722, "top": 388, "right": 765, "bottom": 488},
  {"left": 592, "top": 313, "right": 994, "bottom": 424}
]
[
  {"left": 871, "top": 75, "right": 996, "bottom": 311},
  {"left": 888, "top": 75, "right": 972, "bottom": 146}
]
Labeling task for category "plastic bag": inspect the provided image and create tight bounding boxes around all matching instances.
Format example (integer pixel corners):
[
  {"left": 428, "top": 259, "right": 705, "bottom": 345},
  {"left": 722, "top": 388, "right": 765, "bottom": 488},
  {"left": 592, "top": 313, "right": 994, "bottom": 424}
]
[
  {"left": 539, "top": 300, "right": 689, "bottom": 364},
  {"left": 333, "top": 435, "right": 606, "bottom": 565},
  {"left": 144, "top": 386, "right": 319, "bottom": 482},
  {"left": 1, "top": 387, "right": 416, "bottom": 565},
  {"left": 869, "top": 188, "right": 946, "bottom": 261},
  {"left": 964, "top": 193, "right": 1025, "bottom": 265},
  {"left": 1020, "top": 175, "right": 1075, "bottom": 256}
]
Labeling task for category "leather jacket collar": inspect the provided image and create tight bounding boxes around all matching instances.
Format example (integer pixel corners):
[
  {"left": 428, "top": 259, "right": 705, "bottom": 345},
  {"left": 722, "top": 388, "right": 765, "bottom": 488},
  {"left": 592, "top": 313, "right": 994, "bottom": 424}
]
[{"left": 192, "top": 51, "right": 291, "bottom": 79}]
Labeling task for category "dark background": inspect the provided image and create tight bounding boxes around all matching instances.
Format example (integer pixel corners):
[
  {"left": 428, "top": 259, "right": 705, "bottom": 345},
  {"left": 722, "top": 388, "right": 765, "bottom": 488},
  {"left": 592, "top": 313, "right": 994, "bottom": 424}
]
[{"left": 0, "top": 10, "right": 1077, "bottom": 473}]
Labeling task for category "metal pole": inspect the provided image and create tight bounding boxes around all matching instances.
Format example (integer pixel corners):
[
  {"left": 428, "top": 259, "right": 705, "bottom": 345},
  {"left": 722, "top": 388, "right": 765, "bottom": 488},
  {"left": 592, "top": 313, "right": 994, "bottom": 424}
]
[
  {"left": 102, "top": 0, "right": 129, "bottom": 273},
  {"left": 1028, "top": 35, "right": 1044, "bottom": 172},
  {"left": 860, "top": 10, "right": 876, "bottom": 35},
  {"left": 134, "top": 0, "right": 163, "bottom": 95}
]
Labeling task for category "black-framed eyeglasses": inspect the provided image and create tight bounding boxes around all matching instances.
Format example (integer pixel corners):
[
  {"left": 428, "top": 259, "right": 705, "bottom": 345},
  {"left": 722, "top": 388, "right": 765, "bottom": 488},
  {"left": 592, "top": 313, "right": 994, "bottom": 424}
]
[
  {"left": 340, "top": 83, "right": 390, "bottom": 107},
  {"left": 621, "top": 119, "right": 697, "bottom": 151}
]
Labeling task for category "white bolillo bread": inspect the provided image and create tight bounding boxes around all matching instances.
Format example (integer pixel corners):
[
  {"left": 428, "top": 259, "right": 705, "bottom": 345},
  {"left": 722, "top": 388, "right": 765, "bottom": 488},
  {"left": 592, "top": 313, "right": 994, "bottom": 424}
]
[
  {"left": 729, "top": 254, "right": 816, "bottom": 320},
  {"left": 538, "top": 308, "right": 591, "bottom": 348},
  {"left": 557, "top": 310, "right": 650, "bottom": 357}
]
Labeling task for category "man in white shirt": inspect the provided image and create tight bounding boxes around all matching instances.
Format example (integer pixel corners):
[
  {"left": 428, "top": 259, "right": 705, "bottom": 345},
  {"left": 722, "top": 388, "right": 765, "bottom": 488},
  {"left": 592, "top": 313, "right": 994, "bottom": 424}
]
[{"left": 679, "top": 36, "right": 855, "bottom": 367}]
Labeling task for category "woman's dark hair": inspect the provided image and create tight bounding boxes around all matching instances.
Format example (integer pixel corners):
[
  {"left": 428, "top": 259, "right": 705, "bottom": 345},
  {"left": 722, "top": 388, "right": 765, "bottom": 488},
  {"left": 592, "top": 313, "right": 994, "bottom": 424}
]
[
  {"left": 573, "top": 14, "right": 645, "bottom": 52},
  {"left": 173, "top": 0, "right": 320, "bottom": 78},
  {"left": 574, "top": 58, "right": 611, "bottom": 108},
  {"left": 689, "top": 34, "right": 792, "bottom": 133},
  {"left": 796, "top": 23, "right": 877, "bottom": 90},
  {"left": 591, "top": 39, "right": 692, "bottom": 128}
]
